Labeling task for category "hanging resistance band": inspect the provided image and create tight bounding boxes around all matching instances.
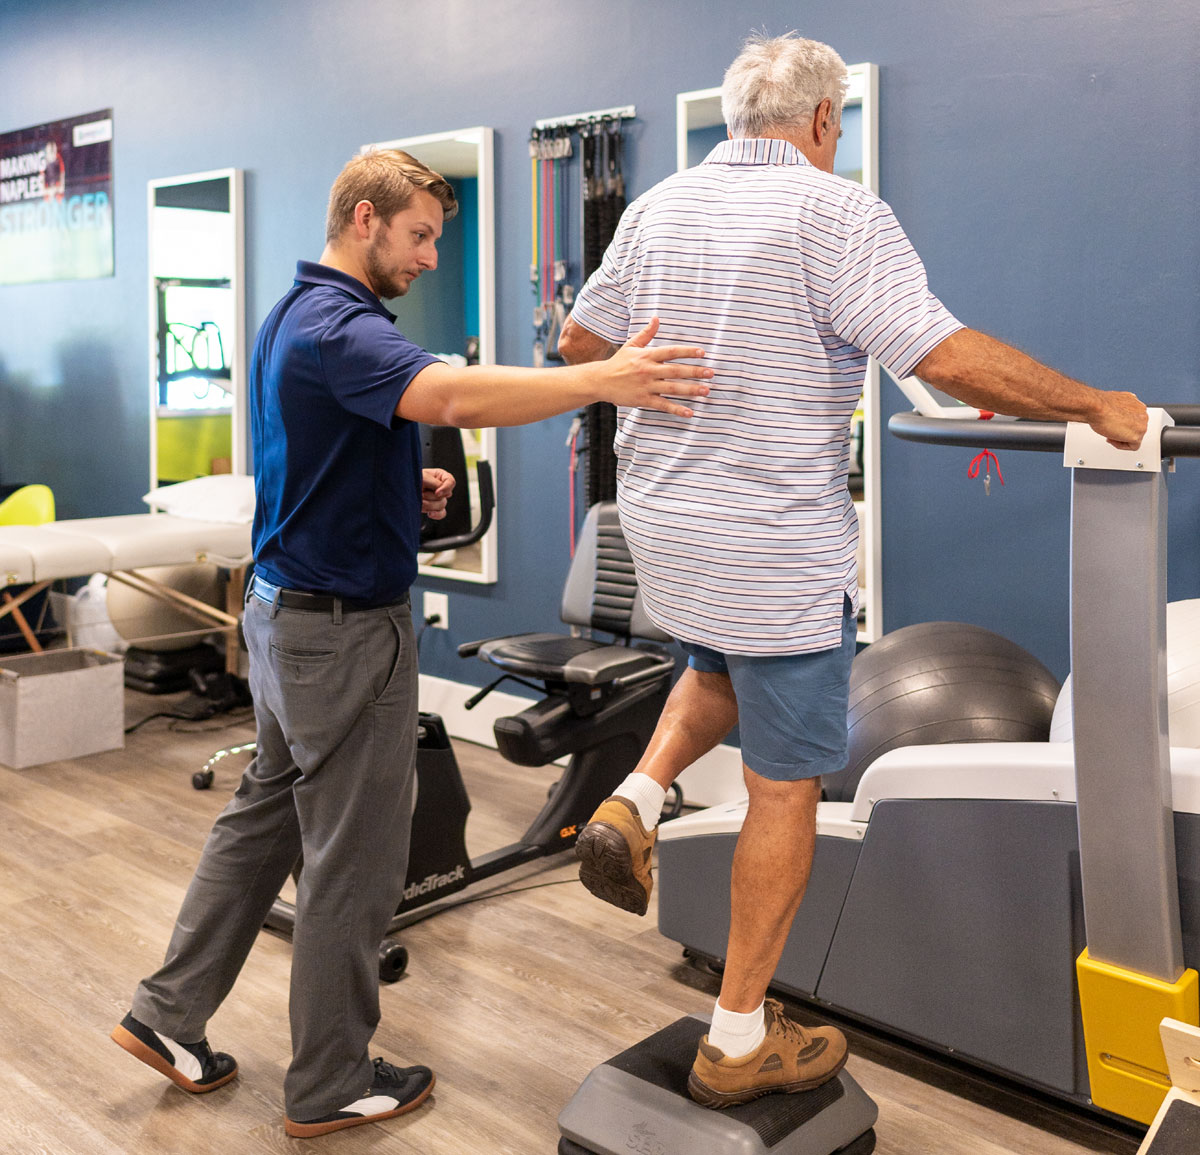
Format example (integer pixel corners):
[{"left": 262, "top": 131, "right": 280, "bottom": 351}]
[
  {"left": 580, "top": 116, "right": 627, "bottom": 508},
  {"left": 529, "top": 124, "right": 571, "bottom": 367},
  {"left": 529, "top": 106, "right": 634, "bottom": 543}
]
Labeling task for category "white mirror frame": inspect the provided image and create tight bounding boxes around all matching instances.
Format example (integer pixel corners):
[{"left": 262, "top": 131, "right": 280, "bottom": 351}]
[
  {"left": 147, "top": 167, "right": 247, "bottom": 492},
  {"left": 364, "top": 127, "right": 498, "bottom": 585},
  {"left": 675, "top": 66, "right": 881, "bottom": 641}
]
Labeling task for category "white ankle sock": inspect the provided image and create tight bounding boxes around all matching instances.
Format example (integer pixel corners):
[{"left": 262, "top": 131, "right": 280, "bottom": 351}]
[
  {"left": 615, "top": 772, "right": 667, "bottom": 831},
  {"left": 707, "top": 1000, "right": 766, "bottom": 1058}
]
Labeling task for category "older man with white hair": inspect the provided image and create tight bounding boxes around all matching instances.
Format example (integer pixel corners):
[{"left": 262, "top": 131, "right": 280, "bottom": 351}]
[{"left": 561, "top": 29, "right": 1146, "bottom": 1109}]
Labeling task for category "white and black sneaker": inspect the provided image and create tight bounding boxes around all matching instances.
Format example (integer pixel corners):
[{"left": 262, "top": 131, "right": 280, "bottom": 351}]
[
  {"left": 284, "top": 1057, "right": 436, "bottom": 1138},
  {"left": 111, "top": 1011, "right": 238, "bottom": 1093}
]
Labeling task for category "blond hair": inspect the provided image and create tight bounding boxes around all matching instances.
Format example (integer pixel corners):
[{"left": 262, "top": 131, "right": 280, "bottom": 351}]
[{"left": 325, "top": 148, "right": 458, "bottom": 243}]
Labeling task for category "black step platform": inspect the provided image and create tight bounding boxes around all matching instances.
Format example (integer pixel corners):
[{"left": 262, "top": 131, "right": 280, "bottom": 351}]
[
  {"left": 1143, "top": 1097, "right": 1200, "bottom": 1153},
  {"left": 558, "top": 1015, "right": 876, "bottom": 1155}
]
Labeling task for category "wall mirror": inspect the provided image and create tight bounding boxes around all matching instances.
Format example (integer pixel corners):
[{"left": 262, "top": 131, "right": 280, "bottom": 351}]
[
  {"left": 147, "top": 168, "right": 246, "bottom": 492},
  {"left": 362, "top": 126, "right": 497, "bottom": 584},
  {"left": 675, "top": 65, "right": 880, "bottom": 640}
]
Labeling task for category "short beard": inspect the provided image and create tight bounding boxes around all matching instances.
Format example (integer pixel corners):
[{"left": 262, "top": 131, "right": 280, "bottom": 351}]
[{"left": 365, "top": 235, "right": 407, "bottom": 300}]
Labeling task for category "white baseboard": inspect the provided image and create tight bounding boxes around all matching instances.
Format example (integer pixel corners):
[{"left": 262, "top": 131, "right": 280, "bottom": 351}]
[{"left": 418, "top": 673, "right": 745, "bottom": 808}]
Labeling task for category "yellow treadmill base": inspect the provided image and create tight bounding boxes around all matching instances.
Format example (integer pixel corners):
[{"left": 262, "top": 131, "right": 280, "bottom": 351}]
[{"left": 1077, "top": 949, "right": 1199, "bottom": 1124}]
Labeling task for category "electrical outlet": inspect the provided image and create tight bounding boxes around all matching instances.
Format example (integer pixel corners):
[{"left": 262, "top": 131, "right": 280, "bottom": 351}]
[{"left": 422, "top": 590, "right": 449, "bottom": 629}]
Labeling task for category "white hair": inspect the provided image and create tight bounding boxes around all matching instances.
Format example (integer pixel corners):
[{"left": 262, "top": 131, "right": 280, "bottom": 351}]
[{"left": 721, "top": 31, "right": 849, "bottom": 139}]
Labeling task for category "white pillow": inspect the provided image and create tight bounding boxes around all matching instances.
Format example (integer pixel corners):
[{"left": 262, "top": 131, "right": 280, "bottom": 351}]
[{"left": 143, "top": 473, "right": 256, "bottom": 523}]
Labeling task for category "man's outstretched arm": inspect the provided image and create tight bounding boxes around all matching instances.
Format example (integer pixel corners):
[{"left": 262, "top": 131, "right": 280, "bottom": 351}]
[
  {"left": 915, "top": 329, "right": 1148, "bottom": 450},
  {"left": 397, "top": 317, "right": 707, "bottom": 428}
]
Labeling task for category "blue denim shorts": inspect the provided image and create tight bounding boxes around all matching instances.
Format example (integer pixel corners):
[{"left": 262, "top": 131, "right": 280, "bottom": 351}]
[{"left": 681, "top": 596, "right": 857, "bottom": 781}]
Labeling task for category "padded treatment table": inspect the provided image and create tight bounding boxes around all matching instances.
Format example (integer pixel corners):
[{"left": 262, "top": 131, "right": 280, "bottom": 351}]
[{"left": 0, "top": 513, "right": 252, "bottom": 662}]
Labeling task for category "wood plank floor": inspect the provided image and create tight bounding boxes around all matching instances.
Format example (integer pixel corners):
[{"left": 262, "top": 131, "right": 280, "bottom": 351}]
[{"left": 0, "top": 688, "right": 1146, "bottom": 1154}]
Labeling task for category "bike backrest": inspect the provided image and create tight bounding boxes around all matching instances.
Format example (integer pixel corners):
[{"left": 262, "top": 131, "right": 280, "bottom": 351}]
[{"left": 560, "top": 501, "right": 671, "bottom": 643}]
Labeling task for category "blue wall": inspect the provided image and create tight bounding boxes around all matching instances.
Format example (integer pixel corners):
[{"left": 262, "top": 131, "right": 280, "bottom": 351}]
[{"left": 1, "top": 0, "right": 1198, "bottom": 683}]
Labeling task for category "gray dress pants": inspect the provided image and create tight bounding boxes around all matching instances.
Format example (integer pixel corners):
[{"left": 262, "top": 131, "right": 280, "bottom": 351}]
[{"left": 132, "top": 587, "right": 419, "bottom": 1120}]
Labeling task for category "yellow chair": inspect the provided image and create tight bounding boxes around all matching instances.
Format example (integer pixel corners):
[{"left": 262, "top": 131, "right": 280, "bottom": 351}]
[
  {"left": 0, "top": 484, "right": 57, "bottom": 650},
  {"left": 0, "top": 483, "right": 55, "bottom": 527}
]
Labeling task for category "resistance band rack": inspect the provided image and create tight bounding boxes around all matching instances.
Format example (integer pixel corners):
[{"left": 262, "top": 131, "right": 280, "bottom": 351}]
[
  {"left": 529, "top": 105, "right": 635, "bottom": 546},
  {"left": 529, "top": 103, "right": 635, "bottom": 363}
]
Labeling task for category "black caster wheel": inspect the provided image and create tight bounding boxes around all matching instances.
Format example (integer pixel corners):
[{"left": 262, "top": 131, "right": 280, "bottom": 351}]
[
  {"left": 192, "top": 769, "right": 214, "bottom": 790},
  {"left": 378, "top": 940, "right": 408, "bottom": 983}
]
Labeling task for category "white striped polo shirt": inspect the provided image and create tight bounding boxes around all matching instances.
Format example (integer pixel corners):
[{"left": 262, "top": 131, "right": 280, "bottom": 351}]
[{"left": 569, "top": 137, "right": 963, "bottom": 654}]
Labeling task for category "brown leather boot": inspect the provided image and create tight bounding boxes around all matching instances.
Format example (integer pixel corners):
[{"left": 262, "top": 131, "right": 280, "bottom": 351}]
[
  {"left": 574, "top": 796, "right": 656, "bottom": 916},
  {"left": 688, "top": 999, "right": 848, "bottom": 1108}
]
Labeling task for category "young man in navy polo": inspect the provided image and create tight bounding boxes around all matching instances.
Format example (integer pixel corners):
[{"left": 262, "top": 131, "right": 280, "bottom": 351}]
[{"left": 112, "top": 147, "right": 712, "bottom": 1138}]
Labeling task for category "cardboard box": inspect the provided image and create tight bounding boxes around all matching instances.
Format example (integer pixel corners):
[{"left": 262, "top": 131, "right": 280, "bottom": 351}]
[{"left": 0, "top": 648, "right": 125, "bottom": 769}]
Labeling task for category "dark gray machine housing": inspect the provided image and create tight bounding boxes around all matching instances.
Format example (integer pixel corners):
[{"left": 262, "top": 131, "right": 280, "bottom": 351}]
[{"left": 659, "top": 792, "right": 1200, "bottom": 1102}]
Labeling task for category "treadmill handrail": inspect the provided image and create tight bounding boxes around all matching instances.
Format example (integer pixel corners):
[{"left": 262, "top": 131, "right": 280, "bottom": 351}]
[{"left": 889, "top": 406, "right": 1200, "bottom": 454}]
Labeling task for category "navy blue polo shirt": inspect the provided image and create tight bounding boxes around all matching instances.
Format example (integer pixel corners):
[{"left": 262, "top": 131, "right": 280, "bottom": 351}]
[{"left": 250, "top": 260, "right": 439, "bottom": 603}]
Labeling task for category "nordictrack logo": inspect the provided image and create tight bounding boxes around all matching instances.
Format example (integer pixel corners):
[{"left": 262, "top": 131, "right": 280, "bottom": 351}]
[{"left": 403, "top": 865, "right": 466, "bottom": 900}]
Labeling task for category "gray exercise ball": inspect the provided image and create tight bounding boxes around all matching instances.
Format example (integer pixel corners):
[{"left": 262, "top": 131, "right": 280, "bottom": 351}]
[{"left": 822, "top": 621, "right": 1061, "bottom": 803}]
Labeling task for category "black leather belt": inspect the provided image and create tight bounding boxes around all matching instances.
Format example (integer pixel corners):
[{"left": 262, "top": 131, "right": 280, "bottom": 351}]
[{"left": 250, "top": 575, "right": 408, "bottom": 613}]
